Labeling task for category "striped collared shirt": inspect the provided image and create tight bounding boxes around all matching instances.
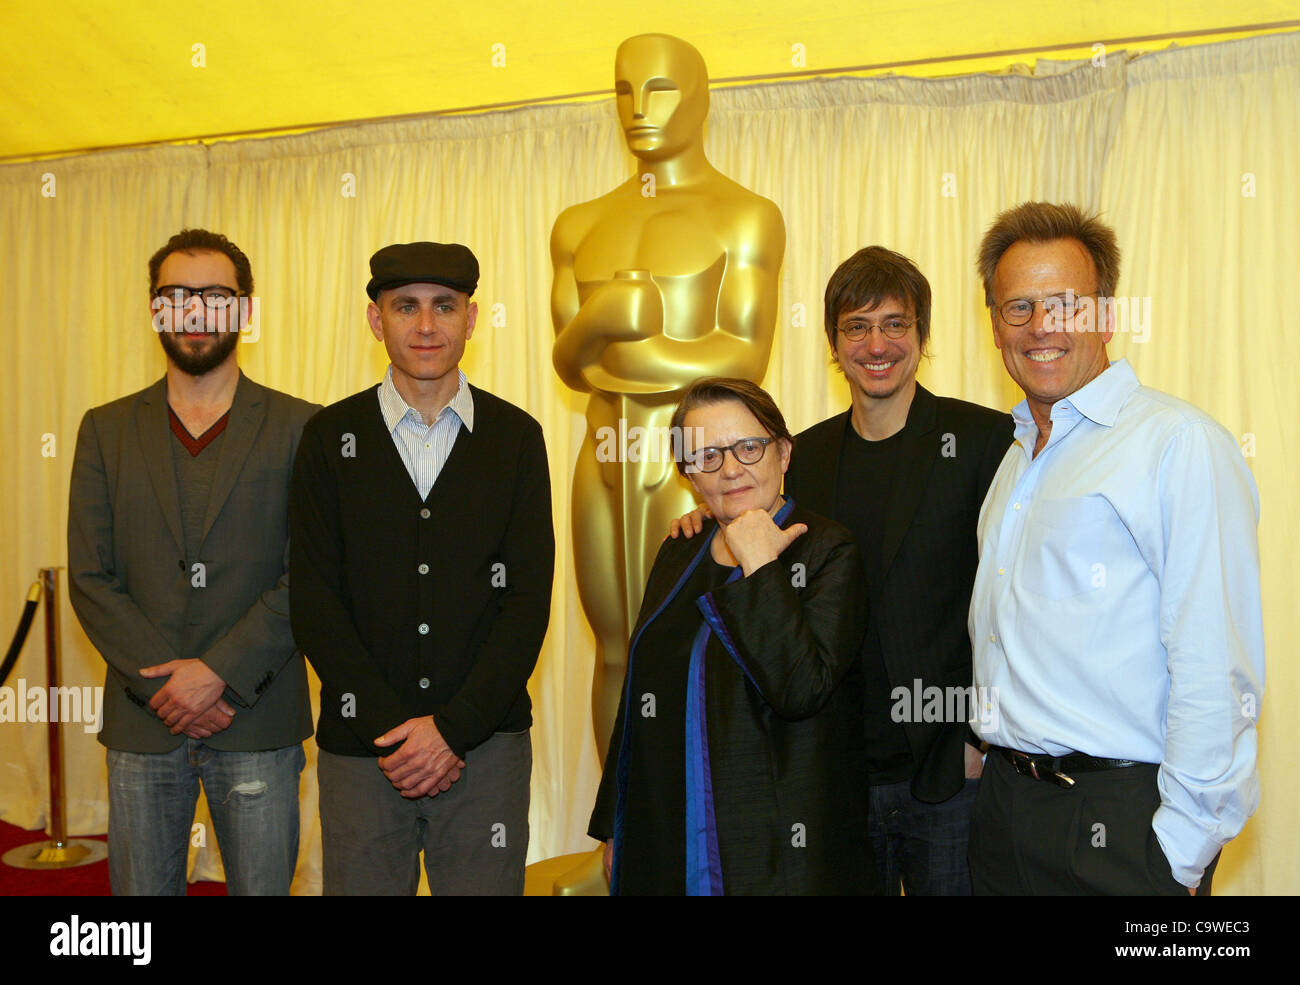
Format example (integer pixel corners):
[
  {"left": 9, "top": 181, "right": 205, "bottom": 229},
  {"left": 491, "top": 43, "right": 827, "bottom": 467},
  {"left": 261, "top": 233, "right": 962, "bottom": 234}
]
[{"left": 377, "top": 366, "right": 474, "bottom": 499}]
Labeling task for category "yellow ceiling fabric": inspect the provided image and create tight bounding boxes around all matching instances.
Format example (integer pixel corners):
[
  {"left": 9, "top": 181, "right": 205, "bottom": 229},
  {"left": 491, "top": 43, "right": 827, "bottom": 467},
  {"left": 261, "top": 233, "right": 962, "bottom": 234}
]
[{"left": 1, "top": 0, "right": 1297, "bottom": 159}]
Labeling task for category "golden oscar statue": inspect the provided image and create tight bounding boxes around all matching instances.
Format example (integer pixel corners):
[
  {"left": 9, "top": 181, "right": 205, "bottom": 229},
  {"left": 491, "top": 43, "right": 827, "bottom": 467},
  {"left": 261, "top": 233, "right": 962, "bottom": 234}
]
[{"left": 547, "top": 32, "right": 785, "bottom": 894}]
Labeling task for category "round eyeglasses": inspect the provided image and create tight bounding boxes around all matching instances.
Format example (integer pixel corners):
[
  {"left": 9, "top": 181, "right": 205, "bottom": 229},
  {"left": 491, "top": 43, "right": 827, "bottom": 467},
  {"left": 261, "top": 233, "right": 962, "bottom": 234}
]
[
  {"left": 837, "top": 317, "right": 916, "bottom": 342},
  {"left": 995, "top": 292, "right": 1096, "bottom": 327},
  {"left": 687, "top": 437, "right": 775, "bottom": 473}
]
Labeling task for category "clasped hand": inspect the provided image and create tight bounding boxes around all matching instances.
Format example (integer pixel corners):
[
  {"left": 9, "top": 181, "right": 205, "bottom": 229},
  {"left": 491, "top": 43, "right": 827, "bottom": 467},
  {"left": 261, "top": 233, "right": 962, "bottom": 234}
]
[
  {"left": 375, "top": 716, "right": 467, "bottom": 799},
  {"left": 140, "top": 658, "right": 235, "bottom": 738}
]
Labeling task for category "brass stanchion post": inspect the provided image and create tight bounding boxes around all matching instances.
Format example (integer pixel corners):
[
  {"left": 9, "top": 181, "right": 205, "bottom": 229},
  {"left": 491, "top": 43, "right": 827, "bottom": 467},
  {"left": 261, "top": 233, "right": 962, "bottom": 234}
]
[{"left": 3, "top": 567, "right": 109, "bottom": 869}]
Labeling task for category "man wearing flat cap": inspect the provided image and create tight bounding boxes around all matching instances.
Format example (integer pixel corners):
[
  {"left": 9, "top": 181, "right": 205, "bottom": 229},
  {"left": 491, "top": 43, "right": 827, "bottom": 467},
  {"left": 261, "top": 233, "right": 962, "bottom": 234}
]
[{"left": 289, "top": 241, "right": 555, "bottom": 894}]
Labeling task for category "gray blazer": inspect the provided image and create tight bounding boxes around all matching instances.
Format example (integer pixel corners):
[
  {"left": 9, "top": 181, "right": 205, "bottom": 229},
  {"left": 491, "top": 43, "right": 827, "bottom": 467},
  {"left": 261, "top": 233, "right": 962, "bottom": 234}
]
[{"left": 68, "top": 373, "right": 318, "bottom": 753}]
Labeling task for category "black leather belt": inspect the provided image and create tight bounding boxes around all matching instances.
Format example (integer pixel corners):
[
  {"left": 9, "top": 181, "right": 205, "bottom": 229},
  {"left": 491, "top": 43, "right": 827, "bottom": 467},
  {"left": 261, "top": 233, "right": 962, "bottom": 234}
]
[{"left": 992, "top": 746, "right": 1148, "bottom": 789}]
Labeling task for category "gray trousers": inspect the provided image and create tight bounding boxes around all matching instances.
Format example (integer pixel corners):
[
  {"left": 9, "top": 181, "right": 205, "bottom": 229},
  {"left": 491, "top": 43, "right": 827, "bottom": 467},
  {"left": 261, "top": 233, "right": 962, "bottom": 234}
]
[{"left": 318, "top": 729, "right": 531, "bottom": 895}]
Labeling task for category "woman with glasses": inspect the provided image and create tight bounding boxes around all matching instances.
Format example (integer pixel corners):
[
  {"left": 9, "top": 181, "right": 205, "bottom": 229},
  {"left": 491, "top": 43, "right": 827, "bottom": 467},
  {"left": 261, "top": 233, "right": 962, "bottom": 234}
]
[{"left": 589, "top": 377, "right": 878, "bottom": 895}]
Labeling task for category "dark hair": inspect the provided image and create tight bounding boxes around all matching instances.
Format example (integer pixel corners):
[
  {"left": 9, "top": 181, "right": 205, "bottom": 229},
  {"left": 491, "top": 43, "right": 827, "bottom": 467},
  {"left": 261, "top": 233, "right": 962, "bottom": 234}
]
[
  {"left": 823, "top": 246, "right": 931, "bottom": 357},
  {"left": 669, "top": 377, "right": 793, "bottom": 477},
  {"left": 976, "top": 202, "right": 1120, "bottom": 306},
  {"left": 148, "top": 229, "right": 254, "bottom": 296}
]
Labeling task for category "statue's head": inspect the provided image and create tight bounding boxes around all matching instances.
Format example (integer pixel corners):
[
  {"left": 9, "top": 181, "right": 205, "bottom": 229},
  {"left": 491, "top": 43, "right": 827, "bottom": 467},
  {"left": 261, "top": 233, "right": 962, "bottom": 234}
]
[{"left": 614, "top": 33, "right": 709, "bottom": 161}]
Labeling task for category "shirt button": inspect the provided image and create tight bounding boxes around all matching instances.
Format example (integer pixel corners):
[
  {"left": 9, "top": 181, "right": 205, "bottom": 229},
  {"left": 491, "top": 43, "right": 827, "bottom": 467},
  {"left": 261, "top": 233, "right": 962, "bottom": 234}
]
[
  {"left": 420, "top": 508, "right": 431, "bottom": 519},
  {"left": 418, "top": 623, "right": 429, "bottom": 635},
  {"left": 989, "top": 634, "right": 997, "bottom": 643},
  {"left": 418, "top": 563, "right": 429, "bottom": 575},
  {"left": 1013, "top": 503, "right": 1021, "bottom": 511},
  {"left": 418, "top": 677, "right": 430, "bottom": 689},
  {"left": 997, "top": 567, "right": 1005, "bottom": 576}
]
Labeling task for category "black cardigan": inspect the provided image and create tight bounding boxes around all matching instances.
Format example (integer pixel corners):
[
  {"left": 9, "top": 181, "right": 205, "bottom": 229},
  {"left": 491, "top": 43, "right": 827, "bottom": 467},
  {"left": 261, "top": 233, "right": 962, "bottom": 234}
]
[{"left": 289, "top": 383, "right": 555, "bottom": 758}]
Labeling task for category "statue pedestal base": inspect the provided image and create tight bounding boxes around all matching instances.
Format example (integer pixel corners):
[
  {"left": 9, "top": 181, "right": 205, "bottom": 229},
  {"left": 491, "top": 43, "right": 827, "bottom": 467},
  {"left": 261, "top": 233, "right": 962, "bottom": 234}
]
[{"left": 523, "top": 847, "right": 608, "bottom": 896}]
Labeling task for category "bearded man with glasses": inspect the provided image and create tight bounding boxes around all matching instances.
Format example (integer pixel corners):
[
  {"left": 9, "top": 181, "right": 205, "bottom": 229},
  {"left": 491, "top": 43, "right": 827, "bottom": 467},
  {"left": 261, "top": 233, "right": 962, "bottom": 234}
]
[{"left": 68, "top": 228, "right": 317, "bottom": 895}]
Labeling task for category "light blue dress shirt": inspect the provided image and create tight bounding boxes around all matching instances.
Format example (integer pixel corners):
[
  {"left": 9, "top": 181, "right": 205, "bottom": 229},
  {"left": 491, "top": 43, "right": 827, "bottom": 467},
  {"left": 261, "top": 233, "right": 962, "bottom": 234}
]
[
  {"left": 377, "top": 366, "right": 474, "bottom": 499},
  {"left": 969, "top": 359, "right": 1264, "bottom": 888}
]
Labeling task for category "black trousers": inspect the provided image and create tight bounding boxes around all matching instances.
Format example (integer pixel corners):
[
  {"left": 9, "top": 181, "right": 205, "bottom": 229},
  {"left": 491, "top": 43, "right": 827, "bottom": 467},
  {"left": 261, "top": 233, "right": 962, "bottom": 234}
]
[{"left": 969, "top": 750, "right": 1219, "bottom": 896}]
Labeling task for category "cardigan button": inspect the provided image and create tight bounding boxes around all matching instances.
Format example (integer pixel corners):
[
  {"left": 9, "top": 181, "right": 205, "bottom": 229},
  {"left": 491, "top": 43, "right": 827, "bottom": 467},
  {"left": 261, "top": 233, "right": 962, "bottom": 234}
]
[
  {"left": 418, "top": 563, "right": 429, "bottom": 575},
  {"left": 419, "top": 508, "right": 431, "bottom": 519},
  {"left": 418, "top": 677, "right": 430, "bottom": 689},
  {"left": 418, "top": 623, "right": 429, "bottom": 635}
]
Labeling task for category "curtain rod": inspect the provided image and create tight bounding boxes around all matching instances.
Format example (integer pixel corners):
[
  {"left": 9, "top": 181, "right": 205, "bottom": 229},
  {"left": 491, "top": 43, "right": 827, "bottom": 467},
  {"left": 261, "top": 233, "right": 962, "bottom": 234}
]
[{"left": 5, "top": 19, "right": 1296, "bottom": 165}]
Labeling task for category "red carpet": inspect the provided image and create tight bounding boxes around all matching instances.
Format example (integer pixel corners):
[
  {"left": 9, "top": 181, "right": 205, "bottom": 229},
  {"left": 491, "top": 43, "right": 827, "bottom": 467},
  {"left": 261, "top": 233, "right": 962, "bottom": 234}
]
[{"left": 0, "top": 820, "right": 226, "bottom": 896}]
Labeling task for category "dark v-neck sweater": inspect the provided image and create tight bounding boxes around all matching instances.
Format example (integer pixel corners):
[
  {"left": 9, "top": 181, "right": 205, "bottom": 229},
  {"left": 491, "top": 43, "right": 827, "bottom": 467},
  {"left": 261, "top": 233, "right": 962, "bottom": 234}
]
[{"left": 289, "top": 383, "right": 555, "bottom": 758}]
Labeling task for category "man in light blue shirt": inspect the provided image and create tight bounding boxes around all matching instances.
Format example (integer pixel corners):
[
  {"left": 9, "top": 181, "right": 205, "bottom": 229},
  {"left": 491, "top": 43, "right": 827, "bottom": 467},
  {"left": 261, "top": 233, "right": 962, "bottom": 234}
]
[{"left": 966, "top": 202, "right": 1264, "bottom": 896}]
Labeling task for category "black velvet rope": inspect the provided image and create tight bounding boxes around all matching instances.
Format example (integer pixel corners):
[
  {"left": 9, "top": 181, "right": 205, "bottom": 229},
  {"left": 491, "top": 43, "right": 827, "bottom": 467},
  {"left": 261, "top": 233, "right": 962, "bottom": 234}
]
[{"left": 0, "top": 596, "right": 40, "bottom": 689}]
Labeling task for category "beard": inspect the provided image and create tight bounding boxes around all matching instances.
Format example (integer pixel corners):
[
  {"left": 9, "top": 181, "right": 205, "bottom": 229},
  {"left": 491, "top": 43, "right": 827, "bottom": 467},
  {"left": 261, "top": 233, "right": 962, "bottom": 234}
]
[{"left": 158, "top": 326, "right": 240, "bottom": 376}]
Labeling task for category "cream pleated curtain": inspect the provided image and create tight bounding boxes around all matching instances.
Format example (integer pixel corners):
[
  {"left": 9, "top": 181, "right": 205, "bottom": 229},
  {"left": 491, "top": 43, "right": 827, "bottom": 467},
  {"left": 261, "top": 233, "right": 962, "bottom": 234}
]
[{"left": 0, "top": 30, "right": 1294, "bottom": 894}]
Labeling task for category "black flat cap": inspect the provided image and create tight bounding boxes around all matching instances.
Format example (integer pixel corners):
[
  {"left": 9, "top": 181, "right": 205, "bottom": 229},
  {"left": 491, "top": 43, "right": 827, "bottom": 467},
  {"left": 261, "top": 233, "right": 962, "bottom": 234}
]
[{"left": 366, "top": 241, "right": 479, "bottom": 300}]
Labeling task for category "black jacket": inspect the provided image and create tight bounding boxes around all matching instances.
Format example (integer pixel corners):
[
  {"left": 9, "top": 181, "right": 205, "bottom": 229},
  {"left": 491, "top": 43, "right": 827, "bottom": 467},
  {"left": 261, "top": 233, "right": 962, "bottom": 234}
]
[
  {"left": 784, "top": 385, "right": 1013, "bottom": 803},
  {"left": 591, "top": 501, "right": 877, "bottom": 895}
]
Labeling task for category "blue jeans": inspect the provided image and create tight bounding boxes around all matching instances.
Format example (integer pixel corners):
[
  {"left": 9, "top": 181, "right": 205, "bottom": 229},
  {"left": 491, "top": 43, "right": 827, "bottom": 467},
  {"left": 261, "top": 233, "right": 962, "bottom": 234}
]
[
  {"left": 106, "top": 741, "right": 305, "bottom": 896},
  {"left": 869, "top": 777, "right": 979, "bottom": 896}
]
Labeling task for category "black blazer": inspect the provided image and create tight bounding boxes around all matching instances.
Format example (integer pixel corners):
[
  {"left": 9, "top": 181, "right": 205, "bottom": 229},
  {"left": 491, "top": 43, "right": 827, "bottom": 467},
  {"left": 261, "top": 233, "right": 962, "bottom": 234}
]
[
  {"left": 590, "top": 501, "right": 877, "bottom": 895},
  {"left": 783, "top": 385, "right": 1013, "bottom": 803}
]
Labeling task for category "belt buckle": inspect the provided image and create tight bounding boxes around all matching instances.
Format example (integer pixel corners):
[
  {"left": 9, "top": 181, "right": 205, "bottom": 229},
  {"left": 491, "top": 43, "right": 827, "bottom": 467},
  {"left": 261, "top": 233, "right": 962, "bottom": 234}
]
[
  {"left": 1012, "top": 750, "right": 1075, "bottom": 788},
  {"left": 1010, "top": 750, "right": 1038, "bottom": 779}
]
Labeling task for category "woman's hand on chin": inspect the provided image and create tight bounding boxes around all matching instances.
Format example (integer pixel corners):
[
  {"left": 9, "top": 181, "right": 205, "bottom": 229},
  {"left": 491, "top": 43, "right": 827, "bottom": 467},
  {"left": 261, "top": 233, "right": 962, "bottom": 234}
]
[{"left": 720, "top": 509, "right": 807, "bottom": 576}]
